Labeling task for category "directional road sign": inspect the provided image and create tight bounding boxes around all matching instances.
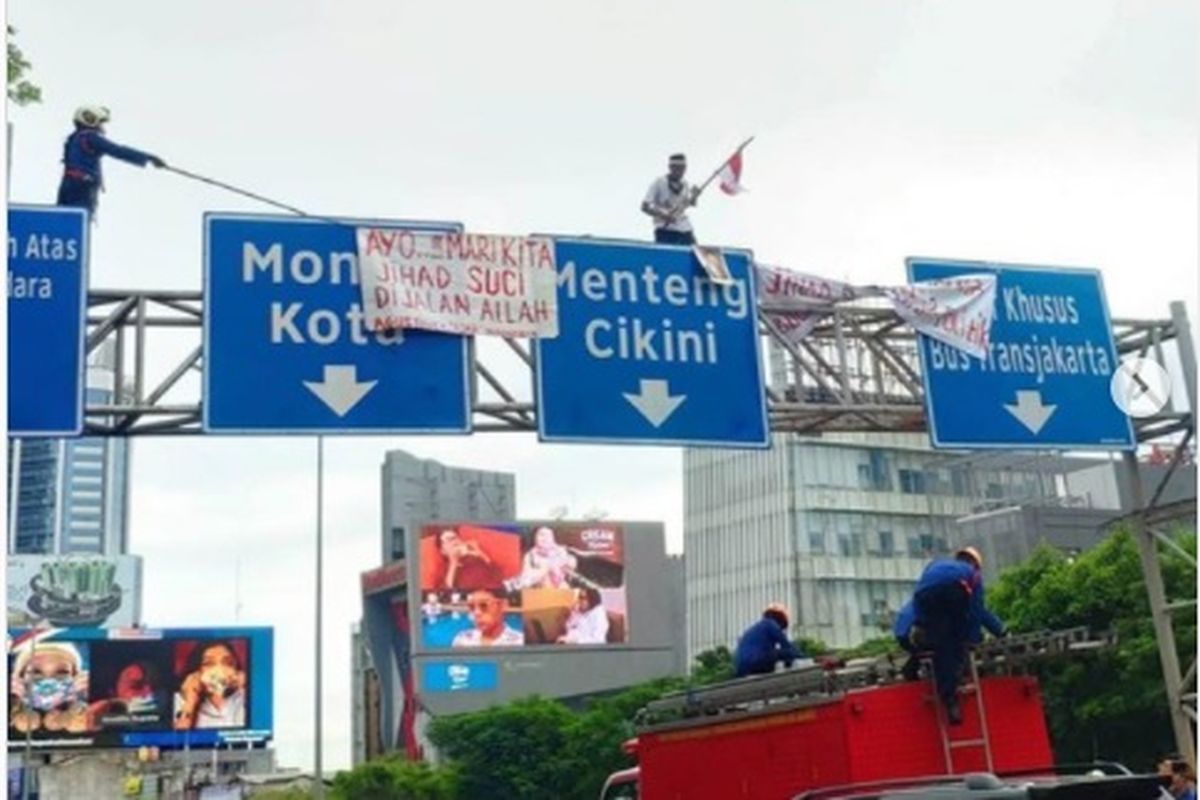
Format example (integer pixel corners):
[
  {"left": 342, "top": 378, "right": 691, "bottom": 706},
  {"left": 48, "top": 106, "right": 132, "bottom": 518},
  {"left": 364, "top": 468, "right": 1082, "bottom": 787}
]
[
  {"left": 909, "top": 258, "right": 1135, "bottom": 450},
  {"left": 204, "top": 213, "right": 471, "bottom": 434},
  {"left": 536, "top": 239, "right": 769, "bottom": 447},
  {"left": 8, "top": 205, "right": 88, "bottom": 437}
]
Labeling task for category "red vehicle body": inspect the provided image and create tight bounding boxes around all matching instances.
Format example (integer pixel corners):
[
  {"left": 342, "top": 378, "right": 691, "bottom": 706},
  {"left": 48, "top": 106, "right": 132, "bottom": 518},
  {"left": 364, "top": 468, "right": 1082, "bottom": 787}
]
[{"left": 604, "top": 675, "right": 1055, "bottom": 800}]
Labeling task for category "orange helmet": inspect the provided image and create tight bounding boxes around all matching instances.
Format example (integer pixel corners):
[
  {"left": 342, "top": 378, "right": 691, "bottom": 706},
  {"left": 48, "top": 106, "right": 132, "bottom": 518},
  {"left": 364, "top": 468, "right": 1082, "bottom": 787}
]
[
  {"left": 956, "top": 546, "right": 983, "bottom": 569},
  {"left": 763, "top": 602, "right": 790, "bottom": 628}
]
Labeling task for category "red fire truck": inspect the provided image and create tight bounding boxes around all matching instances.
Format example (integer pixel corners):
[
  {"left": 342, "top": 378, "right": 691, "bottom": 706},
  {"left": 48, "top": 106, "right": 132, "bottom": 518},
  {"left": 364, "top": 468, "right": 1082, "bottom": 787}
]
[{"left": 600, "top": 629, "right": 1125, "bottom": 800}]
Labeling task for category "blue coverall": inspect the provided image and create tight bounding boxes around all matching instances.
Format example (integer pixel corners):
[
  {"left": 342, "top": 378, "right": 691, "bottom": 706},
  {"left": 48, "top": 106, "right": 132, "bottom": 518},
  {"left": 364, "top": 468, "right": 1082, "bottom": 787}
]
[
  {"left": 893, "top": 600, "right": 917, "bottom": 654},
  {"left": 734, "top": 617, "right": 803, "bottom": 677},
  {"left": 911, "top": 559, "right": 1004, "bottom": 705},
  {"left": 57, "top": 126, "right": 162, "bottom": 215}
]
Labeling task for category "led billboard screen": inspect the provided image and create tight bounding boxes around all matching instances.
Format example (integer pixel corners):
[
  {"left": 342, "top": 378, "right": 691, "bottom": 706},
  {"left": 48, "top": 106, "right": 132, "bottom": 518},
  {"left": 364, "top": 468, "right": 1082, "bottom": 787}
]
[
  {"left": 7, "top": 627, "right": 272, "bottom": 749},
  {"left": 418, "top": 522, "right": 627, "bottom": 649}
]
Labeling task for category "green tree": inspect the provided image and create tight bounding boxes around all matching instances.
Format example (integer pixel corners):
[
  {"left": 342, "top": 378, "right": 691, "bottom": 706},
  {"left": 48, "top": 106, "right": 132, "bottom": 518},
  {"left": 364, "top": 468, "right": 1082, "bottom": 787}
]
[
  {"left": 839, "top": 636, "right": 897, "bottom": 660},
  {"left": 7, "top": 26, "right": 42, "bottom": 106},
  {"left": 329, "top": 758, "right": 458, "bottom": 800},
  {"left": 691, "top": 645, "right": 734, "bottom": 684},
  {"left": 989, "top": 530, "right": 1196, "bottom": 768},
  {"left": 427, "top": 696, "right": 580, "bottom": 800}
]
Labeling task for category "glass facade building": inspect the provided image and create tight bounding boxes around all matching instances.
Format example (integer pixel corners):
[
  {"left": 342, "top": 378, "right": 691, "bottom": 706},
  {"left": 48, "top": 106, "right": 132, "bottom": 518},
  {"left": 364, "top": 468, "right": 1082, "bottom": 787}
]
[{"left": 7, "top": 342, "right": 130, "bottom": 556}]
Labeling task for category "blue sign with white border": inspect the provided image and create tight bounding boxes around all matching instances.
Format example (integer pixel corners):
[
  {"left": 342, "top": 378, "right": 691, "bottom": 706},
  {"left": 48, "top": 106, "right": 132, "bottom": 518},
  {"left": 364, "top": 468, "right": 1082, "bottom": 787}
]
[
  {"left": 204, "top": 213, "right": 471, "bottom": 434},
  {"left": 536, "top": 239, "right": 769, "bottom": 448},
  {"left": 423, "top": 660, "right": 499, "bottom": 693},
  {"left": 910, "top": 257, "right": 1134, "bottom": 450},
  {"left": 7, "top": 205, "right": 88, "bottom": 437}
]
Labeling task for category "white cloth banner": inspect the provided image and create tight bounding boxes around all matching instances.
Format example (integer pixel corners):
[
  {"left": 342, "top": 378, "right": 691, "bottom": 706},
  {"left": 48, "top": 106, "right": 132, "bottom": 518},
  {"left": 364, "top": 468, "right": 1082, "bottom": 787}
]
[
  {"left": 756, "top": 263, "right": 860, "bottom": 345},
  {"left": 357, "top": 229, "right": 559, "bottom": 338},
  {"left": 884, "top": 274, "right": 996, "bottom": 359}
]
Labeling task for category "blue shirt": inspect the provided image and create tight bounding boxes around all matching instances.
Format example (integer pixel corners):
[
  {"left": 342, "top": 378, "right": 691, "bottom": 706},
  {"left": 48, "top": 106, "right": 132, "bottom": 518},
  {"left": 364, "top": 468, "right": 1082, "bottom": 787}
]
[
  {"left": 1180, "top": 786, "right": 1196, "bottom": 800},
  {"left": 893, "top": 600, "right": 916, "bottom": 639},
  {"left": 61, "top": 127, "right": 157, "bottom": 186},
  {"left": 914, "top": 558, "right": 1005, "bottom": 639},
  {"left": 734, "top": 617, "right": 802, "bottom": 677}
]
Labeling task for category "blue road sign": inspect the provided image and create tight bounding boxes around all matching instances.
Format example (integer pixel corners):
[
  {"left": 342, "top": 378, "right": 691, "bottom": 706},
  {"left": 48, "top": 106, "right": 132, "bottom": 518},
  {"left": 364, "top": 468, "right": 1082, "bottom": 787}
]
[
  {"left": 910, "top": 258, "right": 1135, "bottom": 450},
  {"left": 8, "top": 205, "right": 88, "bottom": 437},
  {"left": 536, "top": 239, "right": 769, "bottom": 447},
  {"left": 204, "top": 213, "right": 471, "bottom": 434}
]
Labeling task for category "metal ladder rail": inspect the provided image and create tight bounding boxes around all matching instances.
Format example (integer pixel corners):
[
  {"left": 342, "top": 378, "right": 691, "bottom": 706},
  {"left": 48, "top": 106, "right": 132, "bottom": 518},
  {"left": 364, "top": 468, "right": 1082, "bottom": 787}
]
[{"left": 935, "top": 653, "right": 995, "bottom": 774}]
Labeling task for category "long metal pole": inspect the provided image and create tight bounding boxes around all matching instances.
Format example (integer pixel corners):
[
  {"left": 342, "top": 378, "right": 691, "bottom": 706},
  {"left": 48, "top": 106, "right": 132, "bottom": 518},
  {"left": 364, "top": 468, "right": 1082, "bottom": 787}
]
[
  {"left": 315, "top": 436, "right": 325, "bottom": 799},
  {"left": 1123, "top": 450, "right": 1195, "bottom": 765}
]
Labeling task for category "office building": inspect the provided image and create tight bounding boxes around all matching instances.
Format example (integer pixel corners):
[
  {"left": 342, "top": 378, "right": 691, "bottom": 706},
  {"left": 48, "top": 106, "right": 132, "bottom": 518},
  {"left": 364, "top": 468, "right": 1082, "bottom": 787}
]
[
  {"left": 7, "top": 341, "right": 130, "bottom": 556},
  {"left": 684, "top": 433, "right": 1062, "bottom": 654},
  {"left": 378, "top": 450, "right": 516, "bottom": 564}
]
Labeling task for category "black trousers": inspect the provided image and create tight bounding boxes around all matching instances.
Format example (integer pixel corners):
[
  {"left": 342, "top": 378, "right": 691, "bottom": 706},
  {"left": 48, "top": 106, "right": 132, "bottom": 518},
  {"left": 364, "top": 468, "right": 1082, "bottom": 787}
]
[
  {"left": 57, "top": 177, "right": 98, "bottom": 214},
  {"left": 913, "top": 582, "right": 971, "bottom": 704},
  {"left": 654, "top": 228, "right": 696, "bottom": 246}
]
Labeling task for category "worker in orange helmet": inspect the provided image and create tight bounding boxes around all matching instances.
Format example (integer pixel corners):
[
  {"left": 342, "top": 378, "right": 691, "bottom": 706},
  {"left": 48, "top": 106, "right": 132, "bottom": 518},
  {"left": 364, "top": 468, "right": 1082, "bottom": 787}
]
[
  {"left": 909, "top": 546, "right": 1005, "bottom": 725},
  {"left": 733, "top": 602, "right": 804, "bottom": 678}
]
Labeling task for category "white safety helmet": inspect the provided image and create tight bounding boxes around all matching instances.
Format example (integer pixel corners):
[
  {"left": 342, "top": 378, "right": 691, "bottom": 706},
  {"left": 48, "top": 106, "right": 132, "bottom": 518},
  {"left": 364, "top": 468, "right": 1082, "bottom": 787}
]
[{"left": 73, "top": 105, "right": 111, "bottom": 128}]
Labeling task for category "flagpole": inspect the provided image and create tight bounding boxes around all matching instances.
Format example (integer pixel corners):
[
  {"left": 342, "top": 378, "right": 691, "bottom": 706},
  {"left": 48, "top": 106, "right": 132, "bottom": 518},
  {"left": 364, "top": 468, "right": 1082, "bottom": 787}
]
[
  {"left": 662, "top": 136, "right": 755, "bottom": 223},
  {"left": 693, "top": 135, "right": 755, "bottom": 197}
]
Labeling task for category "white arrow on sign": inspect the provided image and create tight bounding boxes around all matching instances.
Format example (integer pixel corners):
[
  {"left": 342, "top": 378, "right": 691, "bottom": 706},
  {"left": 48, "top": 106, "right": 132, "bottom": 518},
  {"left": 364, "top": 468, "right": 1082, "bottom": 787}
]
[
  {"left": 303, "top": 365, "right": 378, "bottom": 417},
  {"left": 622, "top": 379, "right": 686, "bottom": 428},
  {"left": 1004, "top": 390, "right": 1057, "bottom": 435}
]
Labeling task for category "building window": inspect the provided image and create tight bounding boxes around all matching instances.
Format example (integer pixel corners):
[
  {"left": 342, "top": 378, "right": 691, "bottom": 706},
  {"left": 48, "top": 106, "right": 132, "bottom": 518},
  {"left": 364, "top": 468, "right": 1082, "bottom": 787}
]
[
  {"left": 899, "top": 469, "right": 927, "bottom": 495},
  {"left": 878, "top": 531, "right": 894, "bottom": 557},
  {"left": 838, "top": 533, "right": 863, "bottom": 557},
  {"left": 390, "top": 527, "right": 406, "bottom": 561},
  {"left": 856, "top": 463, "right": 874, "bottom": 490},
  {"left": 809, "top": 531, "right": 826, "bottom": 555},
  {"left": 986, "top": 482, "right": 1003, "bottom": 499}
]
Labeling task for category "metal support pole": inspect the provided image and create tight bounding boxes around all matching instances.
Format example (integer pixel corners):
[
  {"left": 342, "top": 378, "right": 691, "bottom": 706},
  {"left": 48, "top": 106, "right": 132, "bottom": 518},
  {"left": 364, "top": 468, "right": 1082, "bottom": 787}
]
[
  {"left": 315, "top": 436, "right": 325, "bottom": 798},
  {"left": 1123, "top": 450, "right": 1195, "bottom": 765},
  {"left": 1170, "top": 301, "right": 1197, "bottom": 414}
]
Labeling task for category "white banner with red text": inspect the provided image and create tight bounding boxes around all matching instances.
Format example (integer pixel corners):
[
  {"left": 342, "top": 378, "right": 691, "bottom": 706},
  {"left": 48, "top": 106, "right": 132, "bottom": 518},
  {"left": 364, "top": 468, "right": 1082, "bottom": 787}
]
[{"left": 357, "top": 229, "right": 559, "bottom": 338}]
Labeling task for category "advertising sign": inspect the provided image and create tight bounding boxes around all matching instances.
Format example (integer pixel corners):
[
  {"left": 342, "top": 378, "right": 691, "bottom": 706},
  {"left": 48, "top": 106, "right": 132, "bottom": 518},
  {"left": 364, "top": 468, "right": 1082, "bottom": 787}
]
[
  {"left": 417, "top": 522, "right": 628, "bottom": 649},
  {"left": 422, "top": 661, "right": 499, "bottom": 693},
  {"left": 7, "top": 556, "right": 143, "bottom": 628},
  {"left": 6, "top": 627, "right": 273, "bottom": 749}
]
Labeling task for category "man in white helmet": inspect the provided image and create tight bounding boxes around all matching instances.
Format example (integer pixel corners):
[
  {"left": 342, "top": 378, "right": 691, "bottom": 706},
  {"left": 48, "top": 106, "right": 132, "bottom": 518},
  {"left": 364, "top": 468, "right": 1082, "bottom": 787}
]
[{"left": 57, "top": 105, "right": 166, "bottom": 217}]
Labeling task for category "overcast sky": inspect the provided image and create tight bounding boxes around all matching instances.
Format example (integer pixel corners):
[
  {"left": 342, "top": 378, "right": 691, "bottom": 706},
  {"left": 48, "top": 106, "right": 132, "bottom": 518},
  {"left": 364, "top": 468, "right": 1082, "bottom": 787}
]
[{"left": 6, "top": 0, "right": 1196, "bottom": 771}]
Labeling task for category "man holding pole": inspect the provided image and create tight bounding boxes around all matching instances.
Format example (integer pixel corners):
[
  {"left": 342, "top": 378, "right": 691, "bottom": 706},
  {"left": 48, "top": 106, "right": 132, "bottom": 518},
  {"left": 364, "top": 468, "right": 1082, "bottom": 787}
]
[
  {"left": 641, "top": 139, "right": 753, "bottom": 246},
  {"left": 642, "top": 153, "right": 699, "bottom": 245}
]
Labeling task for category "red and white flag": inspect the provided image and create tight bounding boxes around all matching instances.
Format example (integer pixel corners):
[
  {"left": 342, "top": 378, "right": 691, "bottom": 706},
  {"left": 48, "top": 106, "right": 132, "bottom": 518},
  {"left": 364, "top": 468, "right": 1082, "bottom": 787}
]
[{"left": 718, "top": 150, "right": 746, "bottom": 195}]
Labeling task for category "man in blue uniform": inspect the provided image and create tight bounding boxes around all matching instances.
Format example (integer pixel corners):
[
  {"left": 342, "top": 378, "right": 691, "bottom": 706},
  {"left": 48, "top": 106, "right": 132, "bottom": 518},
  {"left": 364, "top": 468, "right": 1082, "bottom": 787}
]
[
  {"left": 734, "top": 602, "right": 804, "bottom": 678},
  {"left": 910, "top": 546, "right": 1005, "bottom": 724},
  {"left": 57, "top": 105, "right": 165, "bottom": 217},
  {"left": 892, "top": 599, "right": 923, "bottom": 681}
]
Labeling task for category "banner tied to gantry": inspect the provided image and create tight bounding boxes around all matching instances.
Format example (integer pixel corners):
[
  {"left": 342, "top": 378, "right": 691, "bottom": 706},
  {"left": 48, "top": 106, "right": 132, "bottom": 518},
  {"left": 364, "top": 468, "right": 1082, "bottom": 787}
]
[{"left": 357, "top": 229, "right": 559, "bottom": 339}]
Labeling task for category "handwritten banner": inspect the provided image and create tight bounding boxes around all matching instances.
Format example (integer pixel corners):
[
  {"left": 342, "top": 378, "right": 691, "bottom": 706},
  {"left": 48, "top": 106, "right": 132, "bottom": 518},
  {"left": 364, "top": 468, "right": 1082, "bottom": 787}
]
[
  {"left": 884, "top": 274, "right": 996, "bottom": 359},
  {"left": 756, "top": 263, "right": 860, "bottom": 345},
  {"left": 357, "top": 230, "right": 559, "bottom": 338},
  {"left": 754, "top": 262, "right": 996, "bottom": 357}
]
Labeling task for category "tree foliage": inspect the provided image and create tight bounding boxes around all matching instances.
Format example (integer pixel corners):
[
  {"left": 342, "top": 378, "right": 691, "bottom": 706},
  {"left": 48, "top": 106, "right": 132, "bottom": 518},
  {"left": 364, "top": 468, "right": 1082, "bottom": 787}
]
[
  {"left": 989, "top": 529, "right": 1196, "bottom": 769},
  {"left": 7, "top": 26, "right": 42, "bottom": 106},
  {"left": 328, "top": 758, "right": 458, "bottom": 800}
]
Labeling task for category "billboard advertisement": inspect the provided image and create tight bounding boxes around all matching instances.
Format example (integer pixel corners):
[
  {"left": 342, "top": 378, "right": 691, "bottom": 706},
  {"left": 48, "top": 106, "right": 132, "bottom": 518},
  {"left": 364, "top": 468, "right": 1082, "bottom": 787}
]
[
  {"left": 417, "top": 522, "right": 627, "bottom": 649},
  {"left": 6, "top": 627, "right": 272, "bottom": 749},
  {"left": 7, "top": 555, "right": 143, "bottom": 628}
]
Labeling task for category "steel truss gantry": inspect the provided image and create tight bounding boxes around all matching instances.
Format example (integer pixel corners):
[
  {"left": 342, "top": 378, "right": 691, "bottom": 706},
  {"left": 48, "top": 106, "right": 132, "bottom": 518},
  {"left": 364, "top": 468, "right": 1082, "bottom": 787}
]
[{"left": 80, "top": 287, "right": 1196, "bottom": 761}]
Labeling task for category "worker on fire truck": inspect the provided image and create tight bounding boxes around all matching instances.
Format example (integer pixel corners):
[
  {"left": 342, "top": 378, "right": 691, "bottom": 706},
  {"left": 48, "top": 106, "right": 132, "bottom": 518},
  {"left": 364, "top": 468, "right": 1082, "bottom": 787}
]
[
  {"left": 908, "top": 546, "right": 1006, "bottom": 725},
  {"left": 734, "top": 602, "right": 804, "bottom": 677}
]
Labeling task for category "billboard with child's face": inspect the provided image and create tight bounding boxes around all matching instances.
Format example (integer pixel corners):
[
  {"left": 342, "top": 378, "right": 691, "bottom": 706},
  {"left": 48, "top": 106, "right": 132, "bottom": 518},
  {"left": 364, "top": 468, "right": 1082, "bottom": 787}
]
[
  {"left": 417, "top": 523, "right": 628, "bottom": 649},
  {"left": 6, "top": 627, "right": 272, "bottom": 749}
]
